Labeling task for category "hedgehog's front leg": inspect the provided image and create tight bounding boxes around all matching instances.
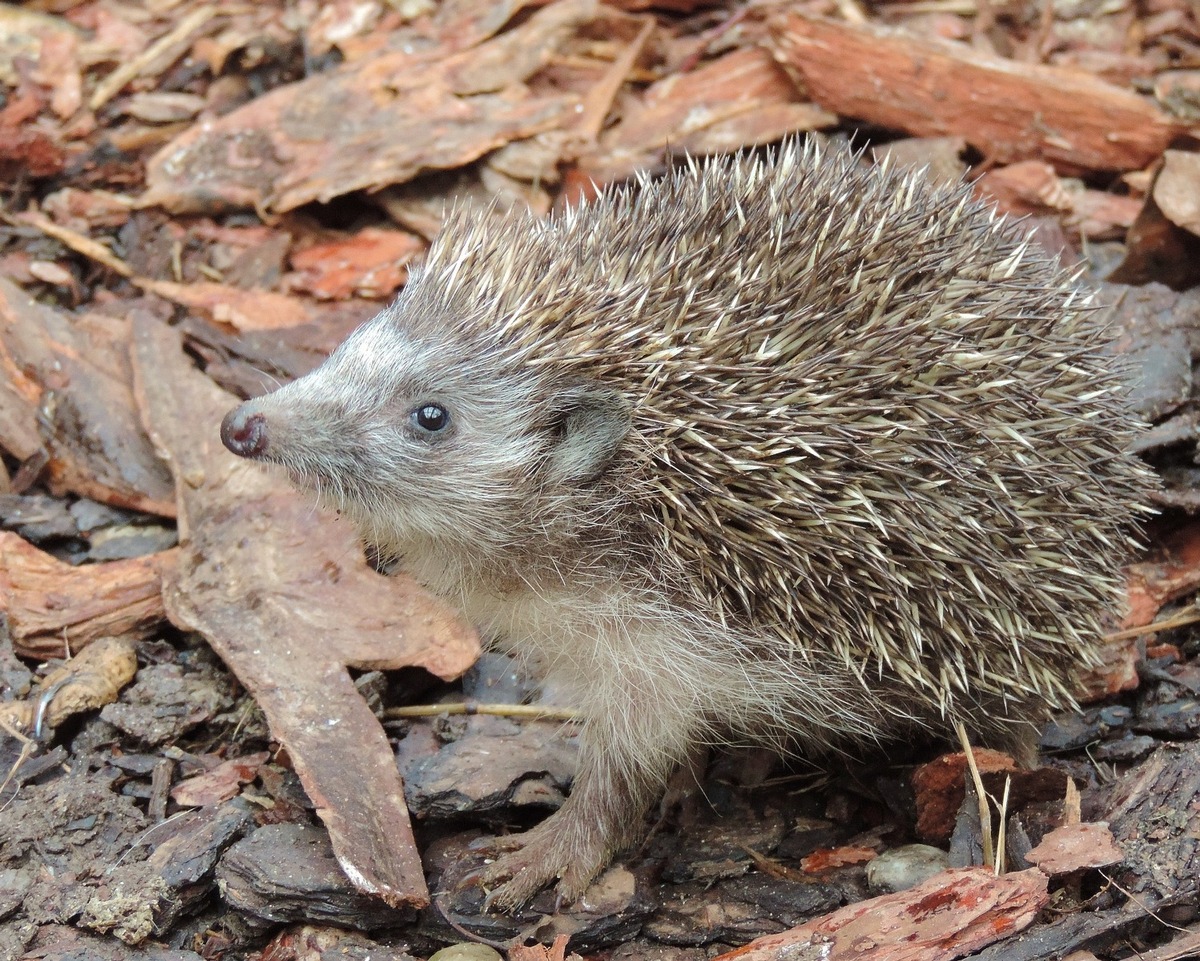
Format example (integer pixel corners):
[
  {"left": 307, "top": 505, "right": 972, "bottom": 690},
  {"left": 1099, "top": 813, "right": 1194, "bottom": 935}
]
[
  {"left": 478, "top": 738, "right": 655, "bottom": 910},
  {"left": 477, "top": 631, "right": 701, "bottom": 910}
]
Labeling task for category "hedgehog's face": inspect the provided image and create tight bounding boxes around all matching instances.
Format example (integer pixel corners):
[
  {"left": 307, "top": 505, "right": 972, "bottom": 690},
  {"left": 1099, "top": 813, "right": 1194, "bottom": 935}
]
[{"left": 220, "top": 300, "right": 631, "bottom": 560}]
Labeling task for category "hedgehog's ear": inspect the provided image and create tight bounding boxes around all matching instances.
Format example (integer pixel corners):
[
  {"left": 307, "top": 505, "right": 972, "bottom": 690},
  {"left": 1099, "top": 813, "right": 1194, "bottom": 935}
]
[{"left": 544, "top": 384, "right": 631, "bottom": 484}]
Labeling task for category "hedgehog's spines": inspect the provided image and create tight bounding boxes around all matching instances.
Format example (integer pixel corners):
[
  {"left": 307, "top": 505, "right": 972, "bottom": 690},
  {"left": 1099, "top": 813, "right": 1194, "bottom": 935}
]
[{"left": 281, "top": 137, "right": 1155, "bottom": 730}]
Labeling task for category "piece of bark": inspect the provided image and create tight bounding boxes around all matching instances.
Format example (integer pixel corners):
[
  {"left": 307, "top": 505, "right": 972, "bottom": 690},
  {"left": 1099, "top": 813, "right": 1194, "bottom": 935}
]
[
  {"left": 0, "top": 277, "right": 175, "bottom": 515},
  {"left": 912, "top": 750, "right": 1017, "bottom": 844},
  {"left": 1124, "top": 522, "right": 1200, "bottom": 629},
  {"left": 0, "top": 92, "right": 67, "bottom": 182},
  {"left": 968, "top": 907, "right": 1166, "bottom": 961},
  {"left": 0, "top": 6, "right": 80, "bottom": 87},
  {"left": 582, "top": 46, "right": 835, "bottom": 184},
  {"left": 129, "top": 313, "right": 479, "bottom": 909},
  {"left": 974, "top": 161, "right": 1072, "bottom": 217},
  {"left": 0, "top": 634, "right": 137, "bottom": 735},
  {"left": 178, "top": 302, "right": 374, "bottom": 402},
  {"left": 1076, "top": 633, "right": 1142, "bottom": 701},
  {"left": 768, "top": 13, "right": 1187, "bottom": 174},
  {"left": 872, "top": 136, "right": 968, "bottom": 187},
  {"left": 288, "top": 227, "right": 424, "bottom": 301},
  {"left": 1154, "top": 150, "right": 1200, "bottom": 237},
  {"left": 0, "top": 531, "right": 175, "bottom": 660},
  {"left": 142, "top": 0, "right": 595, "bottom": 215},
  {"left": 1131, "top": 923, "right": 1200, "bottom": 961},
  {"left": 1067, "top": 190, "right": 1142, "bottom": 241},
  {"left": 101, "top": 661, "right": 234, "bottom": 746},
  {"left": 217, "top": 823, "right": 414, "bottom": 929},
  {"left": 1024, "top": 822, "right": 1123, "bottom": 875},
  {"left": 1097, "top": 282, "right": 1193, "bottom": 425},
  {"left": 643, "top": 872, "right": 842, "bottom": 947},
  {"left": 1108, "top": 193, "right": 1200, "bottom": 290},
  {"left": 712, "top": 867, "right": 1048, "bottom": 961},
  {"left": 79, "top": 799, "right": 256, "bottom": 945},
  {"left": 1099, "top": 742, "right": 1200, "bottom": 903},
  {"left": 141, "top": 279, "right": 314, "bottom": 332},
  {"left": 399, "top": 716, "right": 576, "bottom": 819},
  {"left": 171, "top": 751, "right": 269, "bottom": 807}
]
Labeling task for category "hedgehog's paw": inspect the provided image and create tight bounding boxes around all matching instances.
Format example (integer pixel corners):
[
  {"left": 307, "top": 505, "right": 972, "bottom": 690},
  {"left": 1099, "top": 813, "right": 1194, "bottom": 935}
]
[{"left": 477, "top": 818, "right": 607, "bottom": 912}]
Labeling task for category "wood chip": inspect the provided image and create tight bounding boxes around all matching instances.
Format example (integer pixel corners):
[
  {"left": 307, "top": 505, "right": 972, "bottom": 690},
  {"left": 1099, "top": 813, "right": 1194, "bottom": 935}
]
[
  {"left": 142, "top": 0, "right": 594, "bottom": 215},
  {"left": 584, "top": 45, "right": 835, "bottom": 182},
  {"left": 129, "top": 313, "right": 480, "bottom": 909},
  {"left": 1025, "top": 822, "right": 1124, "bottom": 874},
  {"left": 1101, "top": 742, "right": 1200, "bottom": 903},
  {"left": 712, "top": 867, "right": 1049, "bottom": 961},
  {"left": 0, "top": 277, "right": 175, "bottom": 514},
  {"left": 0, "top": 530, "right": 175, "bottom": 660},
  {"left": 1153, "top": 150, "right": 1200, "bottom": 236},
  {"left": 768, "top": 12, "right": 1187, "bottom": 172},
  {"left": 289, "top": 227, "right": 424, "bottom": 301}
]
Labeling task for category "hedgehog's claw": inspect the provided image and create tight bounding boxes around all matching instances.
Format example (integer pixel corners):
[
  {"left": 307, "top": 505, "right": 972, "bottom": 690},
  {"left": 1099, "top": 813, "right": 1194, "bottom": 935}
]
[{"left": 476, "top": 816, "right": 606, "bottom": 913}]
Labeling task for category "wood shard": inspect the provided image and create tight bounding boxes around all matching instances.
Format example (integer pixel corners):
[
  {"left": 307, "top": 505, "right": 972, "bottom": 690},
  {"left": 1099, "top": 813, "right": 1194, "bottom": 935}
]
[
  {"left": 1025, "top": 822, "right": 1124, "bottom": 875},
  {"left": 583, "top": 45, "right": 835, "bottom": 183},
  {"left": 129, "top": 313, "right": 479, "bottom": 909},
  {"left": 714, "top": 866, "right": 1049, "bottom": 961},
  {"left": 768, "top": 12, "right": 1187, "bottom": 173},
  {"left": 0, "top": 277, "right": 175, "bottom": 515},
  {"left": 1101, "top": 742, "right": 1200, "bottom": 903},
  {"left": 0, "top": 531, "right": 175, "bottom": 660},
  {"left": 141, "top": 1, "right": 593, "bottom": 215}
]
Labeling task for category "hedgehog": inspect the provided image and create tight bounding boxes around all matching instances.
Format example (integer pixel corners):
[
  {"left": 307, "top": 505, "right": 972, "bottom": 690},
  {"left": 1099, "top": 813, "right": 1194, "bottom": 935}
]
[{"left": 220, "top": 138, "right": 1155, "bottom": 909}]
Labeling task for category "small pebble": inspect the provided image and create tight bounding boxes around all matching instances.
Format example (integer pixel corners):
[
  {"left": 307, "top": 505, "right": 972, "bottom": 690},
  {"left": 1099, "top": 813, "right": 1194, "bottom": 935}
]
[
  {"left": 866, "top": 844, "right": 951, "bottom": 894},
  {"left": 429, "top": 945, "right": 503, "bottom": 961}
]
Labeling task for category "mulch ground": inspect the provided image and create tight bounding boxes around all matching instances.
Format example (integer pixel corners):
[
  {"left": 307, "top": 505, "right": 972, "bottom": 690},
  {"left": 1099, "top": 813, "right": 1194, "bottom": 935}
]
[{"left": 2, "top": 1, "right": 1200, "bottom": 959}]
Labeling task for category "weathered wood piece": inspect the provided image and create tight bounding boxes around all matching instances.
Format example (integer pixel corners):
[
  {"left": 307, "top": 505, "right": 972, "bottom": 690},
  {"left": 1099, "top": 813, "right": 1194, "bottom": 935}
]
[
  {"left": 713, "top": 867, "right": 1049, "bottom": 961},
  {"left": 80, "top": 800, "right": 256, "bottom": 944},
  {"left": 217, "top": 823, "right": 414, "bottom": 929},
  {"left": 582, "top": 46, "right": 835, "bottom": 183},
  {"left": 768, "top": 13, "right": 1189, "bottom": 173},
  {"left": 1100, "top": 742, "right": 1200, "bottom": 903},
  {"left": 129, "top": 313, "right": 479, "bottom": 909},
  {"left": 0, "top": 531, "right": 174, "bottom": 660},
  {"left": 142, "top": 0, "right": 596, "bottom": 215},
  {"left": 0, "top": 277, "right": 175, "bottom": 515}
]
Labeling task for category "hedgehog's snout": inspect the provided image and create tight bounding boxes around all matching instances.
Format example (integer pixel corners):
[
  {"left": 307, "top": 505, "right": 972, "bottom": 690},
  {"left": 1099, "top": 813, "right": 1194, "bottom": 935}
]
[{"left": 221, "top": 403, "right": 270, "bottom": 459}]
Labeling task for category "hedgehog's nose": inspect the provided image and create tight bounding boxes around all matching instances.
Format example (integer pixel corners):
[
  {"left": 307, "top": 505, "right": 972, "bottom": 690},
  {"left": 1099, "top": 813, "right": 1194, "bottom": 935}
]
[{"left": 221, "top": 405, "right": 269, "bottom": 459}]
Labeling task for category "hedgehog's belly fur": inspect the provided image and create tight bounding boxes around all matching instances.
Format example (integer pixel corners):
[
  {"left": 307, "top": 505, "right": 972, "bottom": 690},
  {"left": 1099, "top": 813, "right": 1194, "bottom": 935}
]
[{"left": 440, "top": 559, "right": 1045, "bottom": 752}]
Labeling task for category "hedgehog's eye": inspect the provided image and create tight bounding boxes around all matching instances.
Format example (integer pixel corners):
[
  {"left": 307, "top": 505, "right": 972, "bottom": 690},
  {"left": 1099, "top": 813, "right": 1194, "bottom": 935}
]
[{"left": 411, "top": 402, "right": 450, "bottom": 434}]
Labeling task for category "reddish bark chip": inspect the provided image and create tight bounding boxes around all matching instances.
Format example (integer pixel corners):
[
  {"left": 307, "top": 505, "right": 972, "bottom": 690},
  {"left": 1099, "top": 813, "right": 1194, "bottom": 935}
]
[
  {"left": 768, "top": 13, "right": 1186, "bottom": 174},
  {"left": 142, "top": 1, "right": 593, "bottom": 215},
  {"left": 0, "top": 531, "right": 175, "bottom": 660},
  {"left": 713, "top": 867, "right": 1049, "bottom": 961},
  {"left": 1025, "top": 822, "right": 1124, "bottom": 875},
  {"left": 0, "top": 277, "right": 175, "bottom": 515},
  {"left": 912, "top": 750, "right": 1017, "bottom": 844}
]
